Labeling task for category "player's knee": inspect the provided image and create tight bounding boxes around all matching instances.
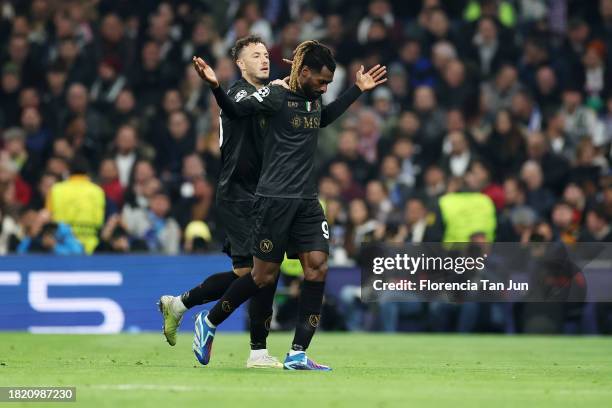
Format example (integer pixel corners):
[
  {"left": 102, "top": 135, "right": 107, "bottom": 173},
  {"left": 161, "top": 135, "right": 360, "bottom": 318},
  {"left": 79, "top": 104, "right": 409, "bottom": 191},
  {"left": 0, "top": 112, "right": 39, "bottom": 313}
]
[
  {"left": 304, "top": 259, "right": 328, "bottom": 282},
  {"left": 251, "top": 270, "right": 277, "bottom": 288}
]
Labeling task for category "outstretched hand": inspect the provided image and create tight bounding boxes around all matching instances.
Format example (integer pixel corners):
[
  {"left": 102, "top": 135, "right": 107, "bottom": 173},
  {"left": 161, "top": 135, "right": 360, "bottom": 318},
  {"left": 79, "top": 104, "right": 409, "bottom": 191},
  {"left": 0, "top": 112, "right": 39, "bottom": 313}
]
[
  {"left": 355, "top": 64, "right": 387, "bottom": 92},
  {"left": 192, "top": 56, "right": 219, "bottom": 88}
]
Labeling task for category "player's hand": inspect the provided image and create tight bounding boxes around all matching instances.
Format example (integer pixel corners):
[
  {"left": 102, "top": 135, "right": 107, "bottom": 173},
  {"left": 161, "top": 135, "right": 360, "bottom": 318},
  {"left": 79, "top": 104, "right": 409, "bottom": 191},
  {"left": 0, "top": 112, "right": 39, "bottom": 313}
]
[
  {"left": 270, "top": 78, "right": 290, "bottom": 89},
  {"left": 355, "top": 64, "right": 387, "bottom": 92},
  {"left": 192, "top": 56, "right": 219, "bottom": 88},
  {"left": 282, "top": 58, "right": 293, "bottom": 65}
]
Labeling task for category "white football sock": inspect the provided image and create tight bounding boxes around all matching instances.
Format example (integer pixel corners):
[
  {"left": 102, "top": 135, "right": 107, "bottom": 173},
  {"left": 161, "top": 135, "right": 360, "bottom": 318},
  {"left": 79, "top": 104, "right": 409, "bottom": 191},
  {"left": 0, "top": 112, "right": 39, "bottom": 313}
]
[
  {"left": 249, "top": 349, "right": 269, "bottom": 359},
  {"left": 289, "top": 350, "right": 303, "bottom": 356}
]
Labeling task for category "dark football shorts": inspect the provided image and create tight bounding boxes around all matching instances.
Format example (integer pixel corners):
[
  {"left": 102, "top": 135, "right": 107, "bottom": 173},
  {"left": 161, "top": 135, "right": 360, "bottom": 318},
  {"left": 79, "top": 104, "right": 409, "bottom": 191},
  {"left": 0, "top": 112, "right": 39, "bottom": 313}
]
[
  {"left": 217, "top": 199, "right": 255, "bottom": 269},
  {"left": 250, "top": 196, "right": 330, "bottom": 263}
]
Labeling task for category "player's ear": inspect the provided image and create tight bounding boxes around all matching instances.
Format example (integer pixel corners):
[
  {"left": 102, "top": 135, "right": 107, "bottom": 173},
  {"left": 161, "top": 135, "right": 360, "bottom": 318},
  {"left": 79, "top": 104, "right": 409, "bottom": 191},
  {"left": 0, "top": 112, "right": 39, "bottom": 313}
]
[
  {"left": 300, "top": 65, "right": 311, "bottom": 78},
  {"left": 236, "top": 59, "right": 245, "bottom": 71}
]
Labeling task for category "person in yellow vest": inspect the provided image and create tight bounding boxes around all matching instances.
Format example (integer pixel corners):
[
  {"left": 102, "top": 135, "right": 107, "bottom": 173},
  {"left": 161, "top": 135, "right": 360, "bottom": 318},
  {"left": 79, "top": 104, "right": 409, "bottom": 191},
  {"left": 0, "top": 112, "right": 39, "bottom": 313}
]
[
  {"left": 438, "top": 188, "right": 496, "bottom": 242},
  {"left": 46, "top": 155, "right": 105, "bottom": 254}
]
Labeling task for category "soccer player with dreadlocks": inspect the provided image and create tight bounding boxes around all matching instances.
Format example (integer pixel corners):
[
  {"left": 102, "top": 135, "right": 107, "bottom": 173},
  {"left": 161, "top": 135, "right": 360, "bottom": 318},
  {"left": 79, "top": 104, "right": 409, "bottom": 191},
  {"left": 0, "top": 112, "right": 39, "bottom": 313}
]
[{"left": 192, "top": 40, "right": 386, "bottom": 370}]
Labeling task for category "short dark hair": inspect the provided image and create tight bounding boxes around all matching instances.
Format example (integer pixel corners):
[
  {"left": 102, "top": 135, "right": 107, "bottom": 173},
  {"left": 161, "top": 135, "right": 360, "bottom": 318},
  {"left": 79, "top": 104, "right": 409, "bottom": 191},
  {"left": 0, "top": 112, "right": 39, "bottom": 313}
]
[
  {"left": 231, "top": 35, "right": 265, "bottom": 62},
  {"left": 69, "top": 155, "right": 89, "bottom": 175}
]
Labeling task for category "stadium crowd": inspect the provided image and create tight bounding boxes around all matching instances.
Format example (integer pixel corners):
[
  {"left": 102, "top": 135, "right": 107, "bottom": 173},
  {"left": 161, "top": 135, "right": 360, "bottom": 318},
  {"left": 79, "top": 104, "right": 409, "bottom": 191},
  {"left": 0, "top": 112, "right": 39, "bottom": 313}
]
[{"left": 1, "top": 0, "right": 612, "bottom": 333}]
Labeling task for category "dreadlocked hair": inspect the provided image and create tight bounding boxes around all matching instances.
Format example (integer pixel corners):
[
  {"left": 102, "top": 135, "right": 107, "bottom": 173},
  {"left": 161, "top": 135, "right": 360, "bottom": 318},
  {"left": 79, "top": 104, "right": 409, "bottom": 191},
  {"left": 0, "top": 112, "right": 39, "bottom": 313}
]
[{"left": 288, "top": 41, "right": 336, "bottom": 92}]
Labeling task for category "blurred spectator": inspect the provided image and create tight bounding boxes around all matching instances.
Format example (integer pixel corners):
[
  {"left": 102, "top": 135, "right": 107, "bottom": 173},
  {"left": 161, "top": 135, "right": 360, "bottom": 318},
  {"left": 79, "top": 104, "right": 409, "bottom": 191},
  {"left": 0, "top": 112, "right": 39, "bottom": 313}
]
[
  {"left": 422, "top": 165, "right": 447, "bottom": 207},
  {"left": 520, "top": 160, "right": 556, "bottom": 216},
  {"left": 526, "top": 131, "right": 571, "bottom": 194},
  {"left": 122, "top": 188, "right": 180, "bottom": 254},
  {"left": 365, "top": 179, "right": 393, "bottom": 223},
  {"left": 111, "top": 124, "right": 142, "bottom": 188},
  {"left": 579, "top": 206, "right": 612, "bottom": 242},
  {"left": 344, "top": 198, "right": 379, "bottom": 258},
  {"left": 327, "top": 129, "right": 372, "bottom": 185},
  {"left": 98, "top": 157, "right": 123, "bottom": 208},
  {"left": 467, "top": 16, "right": 516, "bottom": 79},
  {"left": 95, "top": 214, "right": 138, "bottom": 253},
  {"left": 560, "top": 87, "right": 605, "bottom": 146},
  {"left": 329, "top": 161, "right": 365, "bottom": 203},
  {"left": 46, "top": 155, "right": 105, "bottom": 253},
  {"left": 357, "top": 0, "right": 399, "bottom": 45},
  {"left": 18, "top": 219, "right": 84, "bottom": 255},
  {"left": 511, "top": 89, "right": 542, "bottom": 132},
  {"left": 534, "top": 66, "right": 561, "bottom": 114},
  {"left": 403, "top": 196, "right": 441, "bottom": 242},
  {"left": 551, "top": 201, "right": 580, "bottom": 244},
  {"left": 28, "top": 172, "right": 58, "bottom": 211},
  {"left": 436, "top": 59, "right": 475, "bottom": 109},
  {"left": 61, "top": 82, "right": 111, "bottom": 164},
  {"left": 155, "top": 110, "right": 196, "bottom": 179},
  {"left": 465, "top": 160, "right": 505, "bottom": 210},
  {"left": 481, "top": 65, "right": 520, "bottom": 116},
  {"left": 1, "top": 63, "right": 22, "bottom": 127},
  {"left": 184, "top": 220, "right": 213, "bottom": 253},
  {"left": 379, "top": 154, "right": 412, "bottom": 207},
  {"left": 442, "top": 131, "right": 474, "bottom": 178},
  {"left": 483, "top": 109, "right": 526, "bottom": 180},
  {"left": 90, "top": 56, "right": 127, "bottom": 114}
]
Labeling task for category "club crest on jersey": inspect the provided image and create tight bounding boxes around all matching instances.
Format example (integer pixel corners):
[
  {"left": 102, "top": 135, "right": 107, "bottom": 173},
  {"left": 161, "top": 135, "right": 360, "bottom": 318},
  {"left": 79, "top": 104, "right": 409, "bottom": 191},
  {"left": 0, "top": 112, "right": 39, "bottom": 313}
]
[
  {"left": 234, "top": 90, "right": 247, "bottom": 102},
  {"left": 260, "top": 239, "right": 273, "bottom": 253}
]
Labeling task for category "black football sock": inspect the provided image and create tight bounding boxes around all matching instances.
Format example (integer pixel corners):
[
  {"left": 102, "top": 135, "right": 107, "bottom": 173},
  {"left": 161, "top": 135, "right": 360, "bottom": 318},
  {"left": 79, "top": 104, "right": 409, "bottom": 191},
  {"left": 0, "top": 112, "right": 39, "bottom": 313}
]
[
  {"left": 180, "top": 271, "right": 237, "bottom": 309},
  {"left": 291, "top": 280, "right": 325, "bottom": 352},
  {"left": 207, "top": 273, "right": 260, "bottom": 327},
  {"left": 249, "top": 274, "right": 279, "bottom": 350}
]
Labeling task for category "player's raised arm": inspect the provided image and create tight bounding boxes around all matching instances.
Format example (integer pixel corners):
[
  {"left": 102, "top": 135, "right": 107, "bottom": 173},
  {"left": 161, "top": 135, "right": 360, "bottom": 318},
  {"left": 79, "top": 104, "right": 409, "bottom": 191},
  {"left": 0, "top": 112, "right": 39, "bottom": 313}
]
[
  {"left": 320, "top": 64, "right": 387, "bottom": 127},
  {"left": 193, "top": 56, "right": 284, "bottom": 119}
]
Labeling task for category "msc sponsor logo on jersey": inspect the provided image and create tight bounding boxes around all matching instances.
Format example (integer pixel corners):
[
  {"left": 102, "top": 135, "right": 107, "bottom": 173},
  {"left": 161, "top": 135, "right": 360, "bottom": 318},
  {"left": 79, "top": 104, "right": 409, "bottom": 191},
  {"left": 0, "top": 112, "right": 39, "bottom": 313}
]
[
  {"left": 259, "top": 239, "right": 273, "bottom": 253},
  {"left": 291, "top": 115, "right": 320, "bottom": 129},
  {"left": 234, "top": 90, "right": 248, "bottom": 102},
  {"left": 252, "top": 86, "right": 270, "bottom": 102}
]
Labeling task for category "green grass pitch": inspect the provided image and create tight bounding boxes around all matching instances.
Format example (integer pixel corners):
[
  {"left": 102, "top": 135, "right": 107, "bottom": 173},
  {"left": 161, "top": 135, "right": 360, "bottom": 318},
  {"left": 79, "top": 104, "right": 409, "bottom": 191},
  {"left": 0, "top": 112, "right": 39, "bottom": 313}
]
[{"left": 1, "top": 332, "right": 611, "bottom": 407}]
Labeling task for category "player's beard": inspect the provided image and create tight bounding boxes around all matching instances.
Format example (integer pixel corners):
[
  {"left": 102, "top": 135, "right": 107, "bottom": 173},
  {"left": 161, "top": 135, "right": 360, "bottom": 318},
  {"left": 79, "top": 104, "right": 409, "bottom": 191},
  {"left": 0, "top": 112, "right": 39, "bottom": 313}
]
[{"left": 302, "top": 84, "right": 321, "bottom": 101}]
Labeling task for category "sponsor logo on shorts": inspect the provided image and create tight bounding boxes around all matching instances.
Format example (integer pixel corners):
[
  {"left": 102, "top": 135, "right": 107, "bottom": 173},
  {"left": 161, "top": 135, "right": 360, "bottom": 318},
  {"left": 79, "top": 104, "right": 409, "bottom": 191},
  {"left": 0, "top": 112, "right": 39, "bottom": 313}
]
[
  {"left": 308, "top": 314, "right": 321, "bottom": 328},
  {"left": 260, "top": 239, "right": 273, "bottom": 253}
]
